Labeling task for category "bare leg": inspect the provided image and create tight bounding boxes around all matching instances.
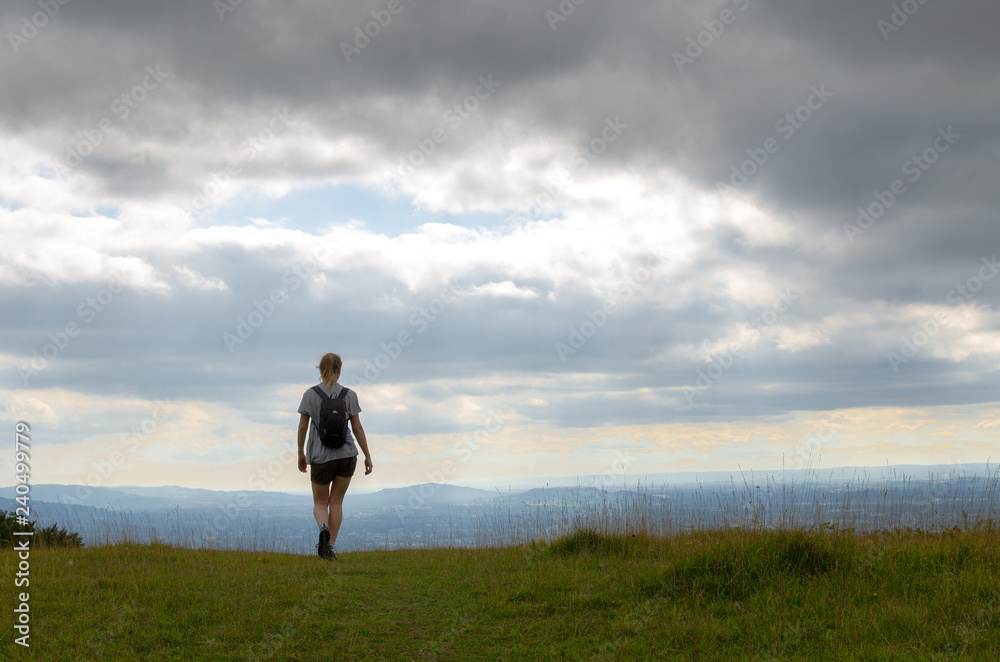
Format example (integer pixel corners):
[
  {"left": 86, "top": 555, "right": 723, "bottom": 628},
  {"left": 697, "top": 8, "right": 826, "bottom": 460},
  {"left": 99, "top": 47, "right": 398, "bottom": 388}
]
[
  {"left": 327, "top": 474, "right": 352, "bottom": 547},
  {"left": 311, "top": 481, "right": 332, "bottom": 528}
]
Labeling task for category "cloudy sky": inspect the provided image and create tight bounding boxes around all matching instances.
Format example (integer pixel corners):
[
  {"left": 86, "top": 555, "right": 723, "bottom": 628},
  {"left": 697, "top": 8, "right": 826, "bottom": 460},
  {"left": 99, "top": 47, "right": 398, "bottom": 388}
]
[{"left": 2, "top": 0, "right": 999, "bottom": 493}]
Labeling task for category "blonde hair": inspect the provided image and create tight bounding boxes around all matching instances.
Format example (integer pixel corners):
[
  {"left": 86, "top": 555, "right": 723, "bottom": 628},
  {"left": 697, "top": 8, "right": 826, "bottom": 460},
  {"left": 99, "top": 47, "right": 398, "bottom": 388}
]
[{"left": 317, "top": 353, "right": 343, "bottom": 387}]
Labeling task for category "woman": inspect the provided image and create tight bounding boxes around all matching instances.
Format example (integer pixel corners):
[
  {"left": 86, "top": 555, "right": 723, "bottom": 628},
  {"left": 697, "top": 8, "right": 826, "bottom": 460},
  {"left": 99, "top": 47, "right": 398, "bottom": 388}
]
[{"left": 297, "top": 353, "right": 373, "bottom": 559}]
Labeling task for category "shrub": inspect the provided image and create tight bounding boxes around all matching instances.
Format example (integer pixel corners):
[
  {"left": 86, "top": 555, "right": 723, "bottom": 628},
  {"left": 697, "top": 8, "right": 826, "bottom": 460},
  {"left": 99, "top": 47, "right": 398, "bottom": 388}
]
[{"left": 0, "top": 510, "right": 84, "bottom": 549}]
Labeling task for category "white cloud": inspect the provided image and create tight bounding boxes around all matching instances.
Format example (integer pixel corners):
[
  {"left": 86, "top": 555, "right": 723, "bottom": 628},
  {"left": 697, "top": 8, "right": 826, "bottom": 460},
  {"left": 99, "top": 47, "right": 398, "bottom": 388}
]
[
  {"left": 2, "top": 0, "right": 999, "bottom": 486},
  {"left": 173, "top": 265, "right": 228, "bottom": 291},
  {"left": 466, "top": 281, "right": 539, "bottom": 299}
]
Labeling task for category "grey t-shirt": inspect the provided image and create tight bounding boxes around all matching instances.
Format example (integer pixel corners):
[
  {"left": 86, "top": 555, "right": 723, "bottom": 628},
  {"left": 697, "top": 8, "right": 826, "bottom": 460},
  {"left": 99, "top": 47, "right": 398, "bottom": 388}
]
[{"left": 298, "top": 382, "right": 362, "bottom": 464}]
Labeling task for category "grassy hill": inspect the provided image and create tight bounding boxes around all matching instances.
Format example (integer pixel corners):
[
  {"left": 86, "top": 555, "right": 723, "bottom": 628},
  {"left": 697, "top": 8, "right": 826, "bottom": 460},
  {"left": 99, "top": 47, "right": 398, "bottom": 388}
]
[{"left": 4, "top": 526, "right": 999, "bottom": 660}]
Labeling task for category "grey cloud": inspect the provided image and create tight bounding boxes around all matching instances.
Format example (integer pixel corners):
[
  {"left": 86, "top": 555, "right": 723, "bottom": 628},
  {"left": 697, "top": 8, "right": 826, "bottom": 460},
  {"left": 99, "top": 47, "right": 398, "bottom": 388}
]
[
  {"left": 3, "top": 0, "right": 1000, "bottom": 442},
  {"left": 5, "top": 1, "right": 997, "bottom": 218}
]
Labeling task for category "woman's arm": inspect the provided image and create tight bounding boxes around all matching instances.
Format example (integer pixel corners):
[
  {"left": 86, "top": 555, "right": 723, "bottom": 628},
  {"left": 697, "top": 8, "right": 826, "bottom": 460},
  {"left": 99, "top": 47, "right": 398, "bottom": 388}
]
[
  {"left": 350, "top": 414, "right": 373, "bottom": 475},
  {"left": 297, "top": 413, "right": 309, "bottom": 473}
]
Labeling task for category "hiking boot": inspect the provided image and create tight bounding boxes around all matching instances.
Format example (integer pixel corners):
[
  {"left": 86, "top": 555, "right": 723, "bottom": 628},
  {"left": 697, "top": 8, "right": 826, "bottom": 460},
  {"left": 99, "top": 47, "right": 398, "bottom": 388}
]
[
  {"left": 317, "top": 527, "right": 330, "bottom": 559},
  {"left": 327, "top": 544, "right": 337, "bottom": 561}
]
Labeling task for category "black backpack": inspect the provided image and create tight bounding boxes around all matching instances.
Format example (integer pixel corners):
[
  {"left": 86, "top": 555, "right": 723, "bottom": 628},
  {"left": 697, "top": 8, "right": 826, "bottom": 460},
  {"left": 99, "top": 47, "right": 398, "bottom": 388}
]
[{"left": 311, "top": 385, "right": 351, "bottom": 449}]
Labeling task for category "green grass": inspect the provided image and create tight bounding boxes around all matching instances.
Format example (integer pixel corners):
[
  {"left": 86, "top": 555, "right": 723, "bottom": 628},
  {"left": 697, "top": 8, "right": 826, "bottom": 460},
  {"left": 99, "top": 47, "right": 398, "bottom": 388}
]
[{"left": 4, "top": 526, "right": 1000, "bottom": 660}]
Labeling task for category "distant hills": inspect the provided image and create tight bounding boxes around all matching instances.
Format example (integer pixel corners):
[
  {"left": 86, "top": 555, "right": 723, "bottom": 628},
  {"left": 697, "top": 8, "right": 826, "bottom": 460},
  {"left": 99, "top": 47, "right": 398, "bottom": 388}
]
[
  {"left": 0, "top": 482, "right": 501, "bottom": 512},
  {"left": 3, "top": 463, "right": 995, "bottom": 554},
  {"left": 0, "top": 481, "right": 628, "bottom": 553},
  {"left": 2, "top": 462, "right": 994, "bottom": 512}
]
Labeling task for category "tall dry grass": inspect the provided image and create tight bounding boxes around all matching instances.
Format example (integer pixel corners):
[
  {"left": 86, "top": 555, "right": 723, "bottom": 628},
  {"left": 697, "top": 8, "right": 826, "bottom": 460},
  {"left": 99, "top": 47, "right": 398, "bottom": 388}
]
[{"left": 469, "top": 465, "right": 1000, "bottom": 548}]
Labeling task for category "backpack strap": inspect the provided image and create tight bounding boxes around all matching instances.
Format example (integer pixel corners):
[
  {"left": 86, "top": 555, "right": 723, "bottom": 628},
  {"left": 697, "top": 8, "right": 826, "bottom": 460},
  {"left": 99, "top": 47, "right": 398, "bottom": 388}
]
[
  {"left": 313, "top": 385, "right": 350, "bottom": 404},
  {"left": 337, "top": 388, "right": 351, "bottom": 416}
]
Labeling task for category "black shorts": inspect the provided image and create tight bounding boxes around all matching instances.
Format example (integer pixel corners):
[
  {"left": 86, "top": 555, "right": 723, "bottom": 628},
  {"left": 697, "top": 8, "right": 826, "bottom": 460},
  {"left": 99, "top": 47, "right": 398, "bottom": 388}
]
[{"left": 310, "top": 456, "right": 357, "bottom": 484}]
